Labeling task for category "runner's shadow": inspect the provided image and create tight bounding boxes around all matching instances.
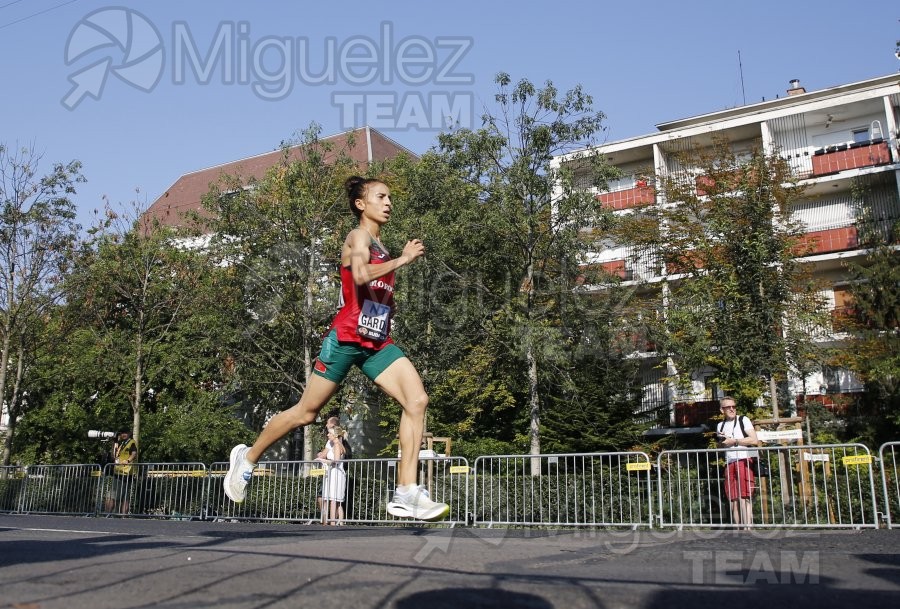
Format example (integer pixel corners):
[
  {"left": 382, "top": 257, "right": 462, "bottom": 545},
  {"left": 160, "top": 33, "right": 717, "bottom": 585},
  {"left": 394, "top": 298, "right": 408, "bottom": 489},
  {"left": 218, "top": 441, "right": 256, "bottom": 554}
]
[
  {"left": 395, "top": 588, "right": 554, "bottom": 609},
  {"left": 858, "top": 552, "right": 900, "bottom": 585}
]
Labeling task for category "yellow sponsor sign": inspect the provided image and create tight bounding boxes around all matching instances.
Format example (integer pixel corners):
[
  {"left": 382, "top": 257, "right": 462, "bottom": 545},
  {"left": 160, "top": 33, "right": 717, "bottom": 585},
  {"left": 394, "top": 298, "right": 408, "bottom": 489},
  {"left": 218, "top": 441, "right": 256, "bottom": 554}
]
[
  {"left": 626, "top": 462, "right": 652, "bottom": 472},
  {"left": 449, "top": 465, "right": 469, "bottom": 474},
  {"left": 309, "top": 468, "right": 327, "bottom": 477},
  {"left": 147, "top": 470, "right": 207, "bottom": 478},
  {"left": 842, "top": 455, "right": 872, "bottom": 466}
]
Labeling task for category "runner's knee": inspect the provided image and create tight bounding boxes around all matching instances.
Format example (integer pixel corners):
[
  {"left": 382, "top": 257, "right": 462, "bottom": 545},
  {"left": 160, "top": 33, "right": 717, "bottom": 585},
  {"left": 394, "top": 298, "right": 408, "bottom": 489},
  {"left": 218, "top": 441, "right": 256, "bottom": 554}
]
[
  {"left": 404, "top": 391, "right": 429, "bottom": 417},
  {"left": 284, "top": 403, "right": 318, "bottom": 428}
]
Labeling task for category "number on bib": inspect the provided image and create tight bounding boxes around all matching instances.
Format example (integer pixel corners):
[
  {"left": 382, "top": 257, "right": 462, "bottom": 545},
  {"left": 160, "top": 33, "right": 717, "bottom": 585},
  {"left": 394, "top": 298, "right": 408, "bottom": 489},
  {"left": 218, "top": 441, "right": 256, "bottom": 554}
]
[{"left": 357, "top": 300, "right": 391, "bottom": 341}]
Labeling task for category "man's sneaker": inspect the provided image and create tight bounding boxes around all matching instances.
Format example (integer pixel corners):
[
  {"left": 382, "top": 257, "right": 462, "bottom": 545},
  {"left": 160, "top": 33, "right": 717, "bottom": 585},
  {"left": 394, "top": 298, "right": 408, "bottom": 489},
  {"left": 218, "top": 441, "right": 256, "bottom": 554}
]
[
  {"left": 387, "top": 484, "right": 450, "bottom": 521},
  {"left": 224, "top": 444, "right": 255, "bottom": 503}
]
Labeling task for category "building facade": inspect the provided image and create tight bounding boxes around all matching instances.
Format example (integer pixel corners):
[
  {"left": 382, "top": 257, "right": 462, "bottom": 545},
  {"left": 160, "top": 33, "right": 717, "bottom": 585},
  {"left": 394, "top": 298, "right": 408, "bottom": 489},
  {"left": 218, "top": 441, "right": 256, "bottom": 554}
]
[
  {"left": 556, "top": 74, "right": 900, "bottom": 430},
  {"left": 143, "top": 126, "right": 415, "bottom": 232}
]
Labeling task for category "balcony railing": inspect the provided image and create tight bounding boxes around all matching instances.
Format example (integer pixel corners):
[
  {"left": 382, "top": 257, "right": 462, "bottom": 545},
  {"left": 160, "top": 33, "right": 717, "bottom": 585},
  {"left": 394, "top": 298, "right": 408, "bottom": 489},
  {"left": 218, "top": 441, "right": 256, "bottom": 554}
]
[
  {"left": 795, "top": 393, "right": 861, "bottom": 417},
  {"left": 811, "top": 140, "right": 892, "bottom": 176},
  {"left": 794, "top": 226, "right": 859, "bottom": 256},
  {"left": 595, "top": 184, "right": 655, "bottom": 210},
  {"left": 673, "top": 399, "right": 721, "bottom": 427},
  {"left": 599, "top": 259, "right": 631, "bottom": 280}
]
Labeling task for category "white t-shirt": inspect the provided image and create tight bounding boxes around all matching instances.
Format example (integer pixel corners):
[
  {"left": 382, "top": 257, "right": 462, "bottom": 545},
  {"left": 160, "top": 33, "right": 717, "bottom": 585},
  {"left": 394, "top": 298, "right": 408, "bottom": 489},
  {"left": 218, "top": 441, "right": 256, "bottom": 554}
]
[{"left": 719, "top": 416, "right": 759, "bottom": 463}]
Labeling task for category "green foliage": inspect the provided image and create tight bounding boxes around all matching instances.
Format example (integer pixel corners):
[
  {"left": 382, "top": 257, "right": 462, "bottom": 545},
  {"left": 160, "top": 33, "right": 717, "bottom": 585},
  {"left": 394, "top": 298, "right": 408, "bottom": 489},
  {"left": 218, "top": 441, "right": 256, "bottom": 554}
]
[
  {"left": 0, "top": 143, "right": 83, "bottom": 465},
  {"left": 389, "top": 73, "right": 634, "bottom": 458},
  {"left": 202, "top": 123, "right": 363, "bottom": 458},
  {"left": 10, "top": 196, "right": 241, "bottom": 465},
  {"left": 140, "top": 402, "right": 252, "bottom": 463},
  {"left": 833, "top": 204, "right": 900, "bottom": 443},
  {"left": 471, "top": 460, "right": 653, "bottom": 525},
  {"left": 803, "top": 402, "right": 843, "bottom": 445},
  {"left": 453, "top": 437, "right": 520, "bottom": 461}
]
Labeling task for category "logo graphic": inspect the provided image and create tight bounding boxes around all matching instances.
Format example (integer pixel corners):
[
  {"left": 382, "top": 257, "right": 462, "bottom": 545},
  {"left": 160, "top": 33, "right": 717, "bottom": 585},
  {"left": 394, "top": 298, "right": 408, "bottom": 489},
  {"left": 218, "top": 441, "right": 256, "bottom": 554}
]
[{"left": 62, "top": 7, "right": 164, "bottom": 110}]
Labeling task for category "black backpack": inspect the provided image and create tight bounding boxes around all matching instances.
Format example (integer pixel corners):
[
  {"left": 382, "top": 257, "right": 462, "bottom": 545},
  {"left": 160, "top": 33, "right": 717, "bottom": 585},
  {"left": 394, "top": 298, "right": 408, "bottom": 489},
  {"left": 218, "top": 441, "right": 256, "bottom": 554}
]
[{"left": 718, "top": 415, "right": 751, "bottom": 439}]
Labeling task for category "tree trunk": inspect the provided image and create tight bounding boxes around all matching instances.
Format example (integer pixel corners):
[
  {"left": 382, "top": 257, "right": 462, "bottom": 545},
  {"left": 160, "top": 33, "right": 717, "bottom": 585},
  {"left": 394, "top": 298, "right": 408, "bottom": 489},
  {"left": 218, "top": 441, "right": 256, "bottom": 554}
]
[
  {"left": 1, "top": 337, "right": 26, "bottom": 466},
  {"left": 132, "top": 332, "right": 143, "bottom": 462},
  {"left": 0, "top": 327, "right": 10, "bottom": 465},
  {"left": 301, "top": 246, "right": 317, "bottom": 462},
  {"left": 528, "top": 339, "right": 541, "bottom": 476},
  {"left": 769, "top": 374, "right": 780, "bottom": 422},
  {"left": 525, "top": 256, "right": 541, "bottom": 476}
]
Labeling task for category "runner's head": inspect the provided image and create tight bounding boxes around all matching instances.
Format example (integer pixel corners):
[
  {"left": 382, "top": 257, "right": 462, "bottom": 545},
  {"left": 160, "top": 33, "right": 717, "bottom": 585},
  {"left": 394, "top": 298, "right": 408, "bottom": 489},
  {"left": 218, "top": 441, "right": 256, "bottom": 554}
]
[{"left": 346, "top": 176, "right": 388, "bottom": 220}]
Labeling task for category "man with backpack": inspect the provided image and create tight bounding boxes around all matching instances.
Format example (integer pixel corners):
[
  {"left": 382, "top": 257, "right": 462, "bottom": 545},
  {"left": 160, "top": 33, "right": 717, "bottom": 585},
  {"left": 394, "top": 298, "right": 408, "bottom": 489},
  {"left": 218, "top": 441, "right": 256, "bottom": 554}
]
[{"left": 716, "top": 397, "right": 759, "bottom": 529}]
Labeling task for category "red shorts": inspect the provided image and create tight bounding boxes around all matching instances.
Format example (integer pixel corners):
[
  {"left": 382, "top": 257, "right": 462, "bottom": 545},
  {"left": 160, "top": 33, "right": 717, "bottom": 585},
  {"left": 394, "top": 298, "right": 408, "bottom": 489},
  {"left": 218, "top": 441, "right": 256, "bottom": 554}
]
[{"left": 725, "top": 459, "right": 755, "bottom": 500}]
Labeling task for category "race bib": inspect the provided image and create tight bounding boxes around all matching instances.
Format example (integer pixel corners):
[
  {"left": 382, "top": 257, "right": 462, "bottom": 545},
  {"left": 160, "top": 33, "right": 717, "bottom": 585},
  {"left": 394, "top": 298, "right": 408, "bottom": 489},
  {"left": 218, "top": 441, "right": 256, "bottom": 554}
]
[{"left": 357, "top": 299, "right": 391, "bottom": 341}]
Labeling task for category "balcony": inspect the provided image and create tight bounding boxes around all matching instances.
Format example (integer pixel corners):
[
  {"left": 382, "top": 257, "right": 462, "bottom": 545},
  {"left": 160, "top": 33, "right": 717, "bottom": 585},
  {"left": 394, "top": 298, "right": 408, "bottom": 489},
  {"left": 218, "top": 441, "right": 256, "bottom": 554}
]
[
  {"left": 673, "top": 399, "right": 721, "bottom": 427},
  {"left": 831, "top": 306, "right": 859, "bottom": 332},
  {"left": 795, "top": 393, "right": 860, "bottom": 417},
  {"left": 595, "top": 184, "right": 655, "bottom": 210},
  {"left": 811, "top": 140, "right": 891, "bottom": 176},
  {"left": 599, "top": 259, "right": 631, "bottom": 280},
  {"left": 795, "top": 226, "right": 858, "bottom": 256},
  {"left": 664, "top": 249, "right": 708, "bottom": 275},
  {"left": 694, "top": 170, "right": 745, "bottom": 197}
]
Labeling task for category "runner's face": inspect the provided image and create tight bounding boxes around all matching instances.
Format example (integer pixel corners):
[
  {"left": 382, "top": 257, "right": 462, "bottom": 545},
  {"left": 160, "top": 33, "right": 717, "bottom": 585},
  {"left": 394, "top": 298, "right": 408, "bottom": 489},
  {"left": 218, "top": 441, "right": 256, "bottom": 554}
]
[{"left": 358, "top": 182, "right": 392, "bottom": 224}]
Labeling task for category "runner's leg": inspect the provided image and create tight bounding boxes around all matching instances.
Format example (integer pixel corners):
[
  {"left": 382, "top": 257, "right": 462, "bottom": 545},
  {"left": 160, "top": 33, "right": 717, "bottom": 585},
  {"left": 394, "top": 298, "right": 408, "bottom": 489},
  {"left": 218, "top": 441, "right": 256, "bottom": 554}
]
[
  {"left": 373, "top": 357, "right": 428, "bottom": 487},
  {"left": 246, "top": 374, "right": 340, "bottom": 463}
]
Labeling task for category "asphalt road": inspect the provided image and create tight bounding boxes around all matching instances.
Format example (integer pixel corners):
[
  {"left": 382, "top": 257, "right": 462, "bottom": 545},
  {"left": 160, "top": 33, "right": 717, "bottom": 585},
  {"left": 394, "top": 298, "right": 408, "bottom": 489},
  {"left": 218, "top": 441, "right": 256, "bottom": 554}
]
[{"left": 1, "top": 514, "right": 898, "bottom": 609}]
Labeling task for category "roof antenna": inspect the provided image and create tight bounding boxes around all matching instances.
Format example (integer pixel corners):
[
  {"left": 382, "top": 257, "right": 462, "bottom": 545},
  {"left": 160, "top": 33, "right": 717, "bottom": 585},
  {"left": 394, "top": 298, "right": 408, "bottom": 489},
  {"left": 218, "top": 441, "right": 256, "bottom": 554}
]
[{"left": 738, "top": 50, "right": 747, "bottom": 105}]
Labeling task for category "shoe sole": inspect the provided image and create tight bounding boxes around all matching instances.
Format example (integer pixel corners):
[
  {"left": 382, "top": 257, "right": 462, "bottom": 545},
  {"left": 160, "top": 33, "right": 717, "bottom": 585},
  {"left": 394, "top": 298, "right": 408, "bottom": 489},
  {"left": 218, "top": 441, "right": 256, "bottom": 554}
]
[
  {"left": 224, "top": 444, "right": 248, "bottom": 504},
  {"left": 387, "top": 501, "right": 450, "bottom": 522}
]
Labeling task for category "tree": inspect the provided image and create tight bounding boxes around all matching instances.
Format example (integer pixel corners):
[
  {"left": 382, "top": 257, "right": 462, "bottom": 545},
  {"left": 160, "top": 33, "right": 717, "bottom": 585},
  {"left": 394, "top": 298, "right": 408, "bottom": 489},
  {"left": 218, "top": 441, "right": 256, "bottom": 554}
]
[
  {"left": 0, "top": 143, "right": 82, "bottom": 465},
  {"left": 203, "top": 123, "right": 361, "bottom": 460},
  {"left": 8, "top": 198, "right": 250, "bottom": 464},
  {"left": 54, "top": 200, "right": 233, "bottom": 459},
  {"left": 617, "top": 140, "right": 828, "bottom": 414},
  {"left": 830, "top": 174, "right": 900, "bottom": 443},
  {"left": 838, "top": 239, "right": 900, "bottom": 442},
  {"left": 405, "top": 74, "right": 618, "bottom": 470},
  {"left": 540, "top": 289, "right": 645, "bottom": 453}
]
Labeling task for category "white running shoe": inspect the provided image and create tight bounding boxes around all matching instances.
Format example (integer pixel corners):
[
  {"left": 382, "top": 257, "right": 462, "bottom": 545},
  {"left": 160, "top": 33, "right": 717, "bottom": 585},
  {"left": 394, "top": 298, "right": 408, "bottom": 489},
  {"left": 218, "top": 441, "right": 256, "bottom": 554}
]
[
  {"left": 224, "top": 444, "right": 254, "bottom": 503},
  {"left": 387, "top": 484, "right": 450, "bottom": 521}
]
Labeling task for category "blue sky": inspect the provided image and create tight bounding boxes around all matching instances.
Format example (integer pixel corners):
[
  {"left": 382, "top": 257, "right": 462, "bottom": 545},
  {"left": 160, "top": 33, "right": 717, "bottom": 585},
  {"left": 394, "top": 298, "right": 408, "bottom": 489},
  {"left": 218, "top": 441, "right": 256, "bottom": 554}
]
[{"left": 1, "top": 0, "right": 897, "bottom": 230}]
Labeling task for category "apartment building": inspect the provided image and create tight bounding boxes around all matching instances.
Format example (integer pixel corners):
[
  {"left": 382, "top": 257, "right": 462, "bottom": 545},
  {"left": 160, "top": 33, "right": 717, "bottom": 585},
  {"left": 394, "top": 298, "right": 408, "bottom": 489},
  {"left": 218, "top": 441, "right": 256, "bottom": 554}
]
[{"left": 557, "top": 73, "right": 900, "bottom": 430}]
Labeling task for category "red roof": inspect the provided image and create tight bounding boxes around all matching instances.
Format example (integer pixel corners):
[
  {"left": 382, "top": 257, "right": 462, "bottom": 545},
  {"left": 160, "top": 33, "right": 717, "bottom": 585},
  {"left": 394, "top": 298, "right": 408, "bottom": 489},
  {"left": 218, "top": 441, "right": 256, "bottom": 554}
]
[{"left": 144, "top": 127, "right": 415, "bottom": 231}]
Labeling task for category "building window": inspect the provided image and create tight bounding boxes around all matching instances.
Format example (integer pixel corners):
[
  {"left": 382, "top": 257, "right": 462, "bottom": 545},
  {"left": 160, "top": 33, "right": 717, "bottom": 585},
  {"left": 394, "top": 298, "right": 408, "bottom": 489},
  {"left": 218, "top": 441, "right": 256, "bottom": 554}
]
[
  {"left": 703, "top": 375, "right": 720, "bottom": 401},
  {"left": 822, "top": 365, "right": 864, "bottom": 393},
  {"left": 851, "top": 128, "right": 869, "bottom": 144}
]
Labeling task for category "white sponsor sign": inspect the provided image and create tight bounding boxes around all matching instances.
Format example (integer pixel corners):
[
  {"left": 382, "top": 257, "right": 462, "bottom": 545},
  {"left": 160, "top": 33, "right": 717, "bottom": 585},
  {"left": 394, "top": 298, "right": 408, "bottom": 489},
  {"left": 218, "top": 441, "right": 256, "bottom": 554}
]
[
  {"left": 757, "top": 429, "right": 804, "bottom": 442},
  {"left": 803, "top": 453, "right": 830, "bottom": 462}
]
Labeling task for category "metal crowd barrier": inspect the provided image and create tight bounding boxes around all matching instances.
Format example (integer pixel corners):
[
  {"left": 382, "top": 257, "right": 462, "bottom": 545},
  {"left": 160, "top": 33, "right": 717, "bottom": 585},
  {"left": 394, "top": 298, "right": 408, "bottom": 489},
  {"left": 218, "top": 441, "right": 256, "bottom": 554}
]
[
  {"left": 879, "top": 442, "right": 899, "bottom": 529},
  {"left": 207, "top": 456, "right": 469, "bottom": 525},
  {"left": 0, "top": 465, "right": 27, "bottom": 513},
  {"left": 3, "top": 442, "right": 898, "bottom": 529},
  {"left": 472, "top": 452, "right": 653, "bottom": 528},
  {"left": 12, "top": 464, "right": 101, "bottom": 516},
  {"left": 657, "top": 443, "right": 879, "bottom": 529},
  {"left": 99, "top": 462, "right": 208, "bottom": 519}
]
